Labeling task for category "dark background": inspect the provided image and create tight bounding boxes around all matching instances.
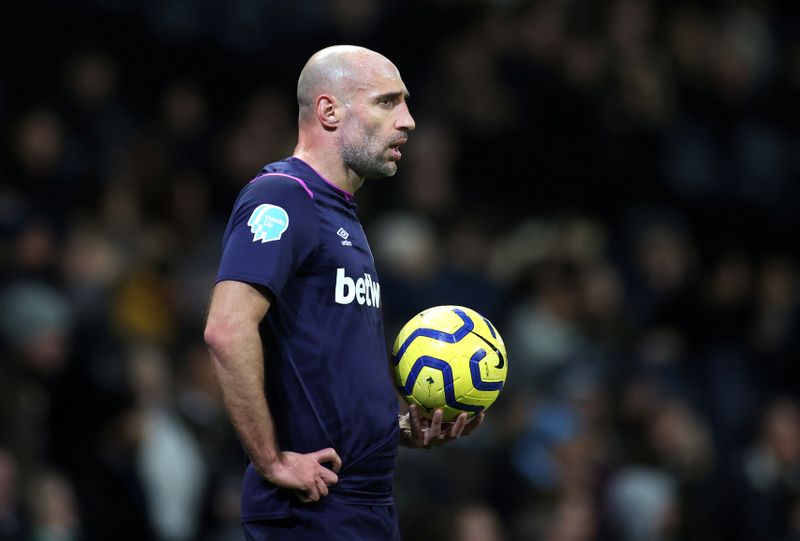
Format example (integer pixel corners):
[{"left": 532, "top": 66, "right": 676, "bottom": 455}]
[{"left": 1, "top": 1, "right": 799, "bottom": 540}]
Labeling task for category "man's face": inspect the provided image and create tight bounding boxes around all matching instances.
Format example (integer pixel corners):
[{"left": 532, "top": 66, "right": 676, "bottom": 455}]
[{"left": 338, "top": 64, "right": 416, "bottom": 179}]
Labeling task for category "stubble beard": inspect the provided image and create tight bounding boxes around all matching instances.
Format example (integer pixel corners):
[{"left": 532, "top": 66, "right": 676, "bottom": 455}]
[{"left": 339, "top": 125, "right": 397, "bottom": 180}]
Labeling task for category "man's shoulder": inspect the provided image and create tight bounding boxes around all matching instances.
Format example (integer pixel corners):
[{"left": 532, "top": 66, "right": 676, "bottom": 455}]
[
  {"left": 242, "top": 160, "right": 316, "bottom": 203},
  {"left": 253, "top": 158, "right": 314, "bottom": 190},
  {"left": 230, "top": 164, "right": 318, "bottom": 231}
]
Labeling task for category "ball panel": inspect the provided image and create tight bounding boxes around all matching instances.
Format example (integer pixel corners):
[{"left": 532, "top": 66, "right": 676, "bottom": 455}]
[
  {"left": 409, "top": 365, "right": 449, "bottom": 410},
  {"left": 417, "top": 306, "right": 473, "bottom": 334},
  {"left": 391, "top": 308, "right": 475, "bottom": 366},
  {"left": 440, "top": 405, "right": 468, "bottom": 422}
]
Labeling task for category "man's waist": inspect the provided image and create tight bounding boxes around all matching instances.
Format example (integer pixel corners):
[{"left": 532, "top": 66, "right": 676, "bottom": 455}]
[
  {"left": 241, "top": 457, "right": 396, "bottom": 520},
  {"left": 324, "top": 438, "right": 397, "bottom": 504},
  {"left": 328, "top": 469, "right": 395, "bottom": 505}
]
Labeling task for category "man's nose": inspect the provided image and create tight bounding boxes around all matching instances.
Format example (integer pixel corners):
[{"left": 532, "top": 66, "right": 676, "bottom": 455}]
[{"left": 396, "top": 102, "right": 416, "bottom": 132}]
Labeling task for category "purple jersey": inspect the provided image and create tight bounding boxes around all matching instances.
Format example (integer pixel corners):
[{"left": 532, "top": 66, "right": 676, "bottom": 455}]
[{"left": 215, "top": 157, "right": 399, "bottom": 521}]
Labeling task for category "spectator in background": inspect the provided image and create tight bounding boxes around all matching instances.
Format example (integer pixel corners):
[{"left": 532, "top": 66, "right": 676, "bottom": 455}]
[
  {"left": 506, "top": 261, "right": 591, "bottom": 393},
  {"left": 0, "top": 283, "right": 72, "bottom": 484},
  {"left": 67, "top": 383, "right": 155, "bottom": 541},
  {"left": 750, "top": 258, "right": 800, "bottom": 399},
  {"left": 450, "top": 502, "right": 506, "bottom": 541},
  {"left": 128, "top": 342, "right": 207, "bottom": 541},
  {"left": 647, "top": 400, "right": 718, "bottom": 541},
  {"left": 537, "top": 494, "right": 599, "bottom": 541},
  {"left": 10, "top": 110, "right": 72, "bottom": 218},
  {"left": 0, "top": 449, "right": 23, "bottom": 541},
  {"left": 736, "top": 399, "right": 800, "bottom": 541},
  {"left": 606, "top": 467, "right": 679, "bottom": 541},
  {"left": 24, "top": 469, "right": 81, "bottom": 541}
]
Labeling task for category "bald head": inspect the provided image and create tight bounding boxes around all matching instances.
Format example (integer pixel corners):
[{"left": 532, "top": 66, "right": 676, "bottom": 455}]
[
  {"left": 292, "top": 45, "right": 415, "bottom": 190},
  {"left": 297, "top": 45, "right": 398, "bottom": 122}
]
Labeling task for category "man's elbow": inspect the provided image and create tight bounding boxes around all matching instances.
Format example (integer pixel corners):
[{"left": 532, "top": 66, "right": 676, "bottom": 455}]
[{"left": 204, "top": 318, "right": 235, "bottom": 357}]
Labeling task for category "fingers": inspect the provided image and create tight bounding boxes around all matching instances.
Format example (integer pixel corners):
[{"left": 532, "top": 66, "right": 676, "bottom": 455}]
[
  {"left": 316, "top": 477, "right": 328, "bottom": 497},
  {"left": 319, "top": 466, "right": 338, "bottom": 486},
  {"left": 434, "top": 410, "right": 485, "bottom": 445},
  {"left": 302, "top": 482, "right": 320, "bottom": 503},
  {"left": 424, "top": 409, "right": 444, "bottom": 447},
  {"left": 448, "top": 413, "right": 468, "bottom": 439},
  {"left": 409, "top": 405, "right": 427, "bottom": 447},
  {"left": 410, "top": 407, "right": 485, "bottom": 448},
  {"left": 297, "top": 470, "right": 334, "bottom": 504},
  {"left": 409, "top": 404, "right": 422, "bottom": 439},
  {"left": 298, "top": 473, "right": 329, "bottom": 503},
  {"left": 313, "top": 447, "right": 342, "bottom": 473},
  {"left": 462, "top": 412, "right": 485, "bottom": 436}
]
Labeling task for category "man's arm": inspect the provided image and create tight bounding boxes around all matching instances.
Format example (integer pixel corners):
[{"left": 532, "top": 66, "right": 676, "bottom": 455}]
[{"left": 204, "top": 280, "right": 341, "bottom": 502}]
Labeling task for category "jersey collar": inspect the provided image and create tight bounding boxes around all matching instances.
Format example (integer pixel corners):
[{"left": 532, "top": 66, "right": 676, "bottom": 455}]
[{"left": 290, "top": 157, "right": 354, "bottom": 201}]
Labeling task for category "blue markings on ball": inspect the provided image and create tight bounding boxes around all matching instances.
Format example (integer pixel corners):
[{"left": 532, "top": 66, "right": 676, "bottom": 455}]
[
  {"left": 482, "top": 317, "right": 497, "bottom": 338},
  {"left": 393, "top": 308, "right": 474, "bottom": 366},
  {"left": 469, "top": 349, "right": 504, "bottom": 391},
  {"left": 399, "top": 356, "right": 485, "bottom": 414}
]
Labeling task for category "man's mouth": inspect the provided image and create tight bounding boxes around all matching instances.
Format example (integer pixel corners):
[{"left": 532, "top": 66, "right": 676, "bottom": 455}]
[{"left": 388, "top": 139, "right": 407, "bottom": 160}]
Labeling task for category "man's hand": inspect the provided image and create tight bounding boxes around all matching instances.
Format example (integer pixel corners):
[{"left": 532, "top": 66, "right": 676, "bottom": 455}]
[
  {"left": 260, "top": 448, "right": 342, "bottom": 503},
  {"left": 399, "top": 404, "right": 484, "bottom": 449}
]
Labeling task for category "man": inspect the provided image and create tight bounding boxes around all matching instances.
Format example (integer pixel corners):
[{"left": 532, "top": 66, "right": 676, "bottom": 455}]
[{"left": 204, "top": 45, "right": 483, "bottom": 540}]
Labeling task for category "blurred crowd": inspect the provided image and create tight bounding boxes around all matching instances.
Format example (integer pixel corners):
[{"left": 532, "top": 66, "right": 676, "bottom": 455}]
[{"left": 2, "top": 0, "right": 799, "bottom": 540}]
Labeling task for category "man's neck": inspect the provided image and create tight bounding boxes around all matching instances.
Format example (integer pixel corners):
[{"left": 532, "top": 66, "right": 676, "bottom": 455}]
[{"left": 293, "top": 145, "right": 364, "bottom": 195}]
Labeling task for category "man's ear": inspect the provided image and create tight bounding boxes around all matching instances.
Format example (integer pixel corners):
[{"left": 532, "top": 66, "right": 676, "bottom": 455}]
[{"left": 316, "top": 95, "right": 339, "bottom": 129}]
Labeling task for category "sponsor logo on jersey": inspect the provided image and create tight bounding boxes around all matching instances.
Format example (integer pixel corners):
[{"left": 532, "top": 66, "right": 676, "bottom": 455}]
[
  {"left": 337, "top": 227, "right": 352, "bottom": 246},
  {"left": 335, "top": 268, "right": 380, "bottom": 307},
  {"left": 248, "top": 204, "right": 289, "bottom": 243}
]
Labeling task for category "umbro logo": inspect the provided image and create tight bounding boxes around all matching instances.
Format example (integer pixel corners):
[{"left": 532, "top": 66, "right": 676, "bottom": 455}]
[{"left": 337, "top": 227, "right": 352, "bottom": 246}]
